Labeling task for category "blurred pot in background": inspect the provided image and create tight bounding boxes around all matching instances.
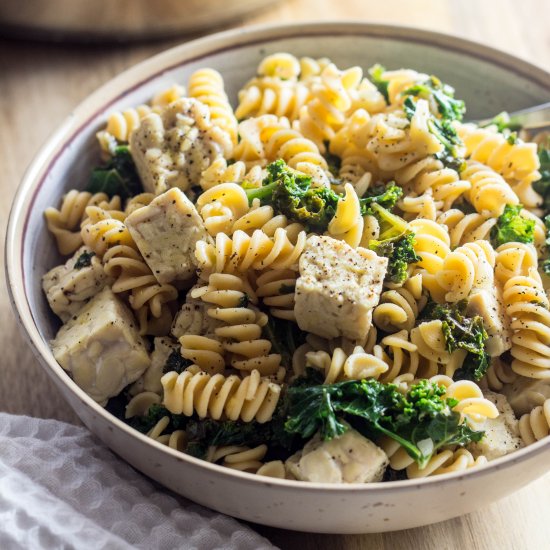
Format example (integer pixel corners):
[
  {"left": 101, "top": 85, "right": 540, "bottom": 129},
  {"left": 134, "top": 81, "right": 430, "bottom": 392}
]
[{"left": 0, "top": 0, "right": 279, "bottom": 41}]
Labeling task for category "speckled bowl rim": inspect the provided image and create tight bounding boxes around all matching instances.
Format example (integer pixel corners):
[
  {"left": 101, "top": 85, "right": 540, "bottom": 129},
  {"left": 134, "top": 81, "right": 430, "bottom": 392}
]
[{"left": 6, "top": 20, "right": 550, "bottom": 493}]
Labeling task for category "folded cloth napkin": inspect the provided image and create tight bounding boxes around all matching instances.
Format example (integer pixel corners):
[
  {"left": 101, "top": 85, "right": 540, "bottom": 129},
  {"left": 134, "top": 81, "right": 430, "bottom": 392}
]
[{"left": 0, "top": 413, "right": 276, "bottom": 550}]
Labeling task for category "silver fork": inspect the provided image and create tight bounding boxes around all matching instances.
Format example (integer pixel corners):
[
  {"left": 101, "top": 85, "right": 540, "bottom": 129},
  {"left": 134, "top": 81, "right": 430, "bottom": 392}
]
[{"left": 470, "top": 101, "right": 550, "bottom": 134}]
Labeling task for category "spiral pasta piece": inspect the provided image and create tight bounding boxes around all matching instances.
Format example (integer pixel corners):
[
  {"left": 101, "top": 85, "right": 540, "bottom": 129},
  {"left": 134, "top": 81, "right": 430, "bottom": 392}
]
[
  {"left": 396, "top": 156, "right": 471, "bottom": 211},
  {"left": 233, "top": 115, "right": 328, "bottom": 171},
  {"left": 146, "top": 416, "right": 187, "bottom": 451},
  {"left": 196, "top": 183, "right": 251, "bottom": 236},
  {"left": 231, "top": 202, "right": 304, "bottom": 240},
  {"left": 502, "top": 270, "right": 550, "bottom": 379},
  {"left": 408, "top": 218, "right": 451, "bottom": 275},
  {"left": 458, "top": 123, "right": 542, "bottom": 209},
  {"left": 195, "top": 227, "right": 306, "bottom": 275},
  {"left": 518, "top": 399, "right": 550, "bottom": 444},
  {"left": 484, "top": 358, "right": 517, "bottom": 391},
  {"left": 372, "top": 274, "right": 426, "bottom": 332},
  {"left": 305, "top": 346, "right": 389, "bottom": 385},
  {"left": 188, "top": 68, "right": 238, "bottom": 145},
  {"left": 179, "top": 334, "right": 225, "bottom": 375},
  {"left": 161, "top": 366, "right": 281, "bottom": 423},
  {"left": 206, "top": 444, "right": 287, "bottom": 477},
  {"left": 198, "top": 158, "right": 248, "bottom": 191},
  {"left": 327, "top": 183, "right": 364, "bottom": 248},
  {"left": 438, "top": 375, "right": 500, "bottom": 424},
  {"left": 104, "top": 104, "right": 153, "bottom": 142},
  {"left": 255, "top": 269, "right": 297, "bottom": 321},
  {"left": 297, "top": 63, "right": 363, "bottom": 151},
  {"left": 434, "top": 240, "right": 496, "bottom": 302},
  {"left": 329, "top": 109, "right": 378, "bottom": 189},
  {"left": 81, "top": 206, "right": 134, "bottom": 257},
  {"left": 462, "top": 160, "right": 519, "bottom": 216},
  {"left": 207, "top": 444, "right": 268, "bottom": 472},
  {"left": 379, "top": 438, "right": 487, "bottom": 478},
  {"left": 368, "top": 100, "right": 444, "bottom": 174},
  {"left": 45, "top": 191, "right": 122, "bottom": 255},
  {"left": 373, "top": 330, "right": 420, "bottom": 383},
  {"left": 494, "top": 242, "right": 538, "bottom": 285},
  {"left": 398, "top": 191, "right": 443, "bottom": 222},
  {"left": 437, "top": 209, "right": 497, "bottom": 249},
  {"left": 406, "top": 448, "right": 487, "bottom": 478},
  {"left": 193, "top": 273, "right": 282, "bottom": 376},
  {"left": 236, "top": 75, "right": 310, "bottom": 122}
]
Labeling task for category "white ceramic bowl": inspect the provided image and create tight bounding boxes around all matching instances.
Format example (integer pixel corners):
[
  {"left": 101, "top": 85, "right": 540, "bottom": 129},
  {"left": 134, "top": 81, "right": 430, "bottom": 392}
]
[{"left": 6, "top": 22, "right": 550, "bottom": 534}]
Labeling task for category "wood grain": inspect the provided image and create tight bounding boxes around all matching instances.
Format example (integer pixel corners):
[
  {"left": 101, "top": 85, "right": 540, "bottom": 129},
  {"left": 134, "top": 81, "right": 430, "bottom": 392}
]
[{"left": 1, "top": 1, "right": 549, "bottom": 548}]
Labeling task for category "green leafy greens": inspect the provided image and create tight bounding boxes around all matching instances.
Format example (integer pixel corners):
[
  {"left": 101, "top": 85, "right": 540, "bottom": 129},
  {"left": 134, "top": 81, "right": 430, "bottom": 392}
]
[
  {"left": 163, "top": 350, "right": 193, "bottom": 374},
  {"left": 262, "top": 316, "right": 306, "bottom": 369},
  {"left": 282, "top": 372, "right": 483, "bottom": 469},
  {"left": 244, "top": 160, "right": 403, "bottom": 232},
  {"left": 421, "top": 300, "right": 489, "bottom": 381},
  {"left": 368, "top": 64, "right": 390, "bottom": 103},
  {"left": 87, "top": 145, "right": 142, "bottom": 200},
  {"left": 369, "top": 231, "right": 421, "bottom": 284},
  {"left": 73, "top": 250, "right": 95, "bottom": 269},
  {"left": 490, "top": 204, "right": 535, "bottom": 248},
  {"left": 403, "top": 76, "right": 465, "bottom": 122}
]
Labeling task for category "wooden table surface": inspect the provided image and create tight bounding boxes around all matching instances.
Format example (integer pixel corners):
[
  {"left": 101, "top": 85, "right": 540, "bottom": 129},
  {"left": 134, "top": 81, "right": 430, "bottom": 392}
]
[{"left": 1, "top": 1, "right": 549, "bottom": 548}]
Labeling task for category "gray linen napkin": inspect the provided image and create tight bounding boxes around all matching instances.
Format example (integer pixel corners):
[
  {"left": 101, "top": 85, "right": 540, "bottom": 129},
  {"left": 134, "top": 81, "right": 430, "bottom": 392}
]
[{"left": 0, "top": 413, "right": 276, "bottom": 550}]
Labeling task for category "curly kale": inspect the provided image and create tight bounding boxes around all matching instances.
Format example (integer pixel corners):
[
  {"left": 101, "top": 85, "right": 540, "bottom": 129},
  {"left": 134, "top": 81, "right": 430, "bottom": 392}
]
[
  {"left": 282, "top": 373, "right": 483, "bottom": 469},
  {"left": 87, "top": 145, "right": 143, "bottom": 200},
  {"left": 360, "top": 182, "right": 403, "bottom": 216},
  {"left": 244, "top": 160, "right": 402, "bottom": 232},
  {"left": 185, "top": 418, "right": 272, "bottom": 458},
  {"left": 127, "top": 403, "right": 188, "bottom": 435},
  {"left": 163, "top": 350, "right": 193, "bottom": 375},
  {"left": 403, "top": 89, "right": 464, "bottom": 161},
  {"left": 421, "top": 300, "right": 489, "bottom": 381},
  {"left": 403, "top": 75, "right": 465, "bottom": 122},
  {"left": 73, "top": 250, "right": 95, "bottom": 269},
  {"left": 245, "top": 160, "right": 339, "bottom": 232},
  {"left": 368, "top": 64, "right": 390, "bottom": 103},
  {"left": 490, "top": 204, "right": 535, "bottom": 248},
  {"left": 262, "top": 316, "right": 306, "bottom": 369},
  {"left": 533, "top": 146, "right": 550, "bottom": 216},
  {"left": 369, "top": 231, "right": 420, "bottom": 284}
]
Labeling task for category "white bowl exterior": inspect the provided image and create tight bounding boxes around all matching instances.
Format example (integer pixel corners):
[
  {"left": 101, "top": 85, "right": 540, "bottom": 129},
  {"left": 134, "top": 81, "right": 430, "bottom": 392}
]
[{"left": 6, "top": 22, "right": 550, "bottom": 533}]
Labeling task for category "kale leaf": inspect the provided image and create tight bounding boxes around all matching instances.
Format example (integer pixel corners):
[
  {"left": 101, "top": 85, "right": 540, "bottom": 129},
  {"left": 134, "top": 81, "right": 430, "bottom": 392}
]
[
  {"left": 245, "top": 160, "right": 340, "bottom": 232},
  {"left": 262, "top": 316, "right": 306, "bottom": 369},
  {"left": 244, "top": 161, "right": 402, "bottom": 233},
  {"left": 73, "top": 250, "right": 95, "bottom": 269},
  {"left": 421, "top": 300, "right": 489, "bottom": 381},
  {"left": 369, "top": 231, "right": 421, "bottom": 284},
  {"left": 403, "top": 75, "right": 465, "bottom": 122},
  {"left": 359, "top": 182, "right": 403, "bottom": 216},
  {"left": 490, "top": 204, "right": 535, "bottom": 248},
  {"left": 282, "top": 374, "right": 483, "bottom": 469},
  {"left": 163, "top": 350, "right": 193, "bottom": 375},
  {"left": 368, "top": 64, "right": 390, "bottom": 103},
  {"left": 87, "top": 145, "right": 142, "bottom": 200}
]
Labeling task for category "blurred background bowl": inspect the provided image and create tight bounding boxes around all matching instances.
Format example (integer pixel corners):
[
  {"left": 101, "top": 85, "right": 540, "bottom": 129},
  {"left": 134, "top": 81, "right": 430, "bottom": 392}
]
[{"left": 0, "top": 0, "right": 279, "bottom": 41}]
